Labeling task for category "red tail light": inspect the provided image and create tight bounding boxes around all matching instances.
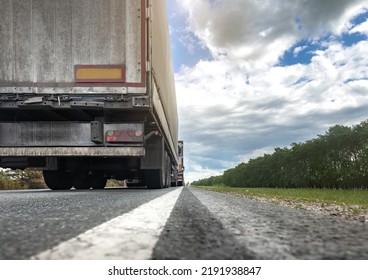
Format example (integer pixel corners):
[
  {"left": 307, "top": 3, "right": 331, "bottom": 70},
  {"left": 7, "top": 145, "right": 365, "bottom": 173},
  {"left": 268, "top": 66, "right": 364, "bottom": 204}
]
[{"left": 106, "top": 129, "right": 144, "bottom": 143}]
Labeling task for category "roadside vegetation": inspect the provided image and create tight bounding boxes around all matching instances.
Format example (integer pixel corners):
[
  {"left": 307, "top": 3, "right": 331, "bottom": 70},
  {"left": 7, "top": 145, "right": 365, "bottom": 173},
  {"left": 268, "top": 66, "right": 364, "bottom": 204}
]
[
  {"left": 0, "top": 169, "right": 47, "bottom": 190},
  {"left": 192, "top": 120, "right": 368, "bottom": 208},
  {"left": 194, "top": 185, "right": 368, "bottom": 207},
  {"left": 193, "top": 120, "right": 368, "bottom": 190}
]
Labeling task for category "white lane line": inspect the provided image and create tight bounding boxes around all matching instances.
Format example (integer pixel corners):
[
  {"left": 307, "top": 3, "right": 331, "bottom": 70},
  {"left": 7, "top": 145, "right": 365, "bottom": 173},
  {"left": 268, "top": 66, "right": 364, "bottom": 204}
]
[{"left": 32, "top": 188, "right": 183, "bottom": 260}]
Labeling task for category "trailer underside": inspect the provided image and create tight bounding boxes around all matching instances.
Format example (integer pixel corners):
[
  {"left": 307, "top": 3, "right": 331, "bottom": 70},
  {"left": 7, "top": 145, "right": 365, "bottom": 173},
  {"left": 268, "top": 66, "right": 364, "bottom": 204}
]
[{"left": 0, "top": 96, "right": 178, "bottom": 190}]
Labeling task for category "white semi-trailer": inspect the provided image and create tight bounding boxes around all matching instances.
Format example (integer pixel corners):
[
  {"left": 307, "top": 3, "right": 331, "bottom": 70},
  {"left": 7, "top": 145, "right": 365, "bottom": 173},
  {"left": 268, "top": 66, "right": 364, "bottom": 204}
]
[
  {"left": 0, "top": 0, "right": 180, "bottom": 190},
  {"left": 177, "top": 140, "right": 184, "bottom": 186}
]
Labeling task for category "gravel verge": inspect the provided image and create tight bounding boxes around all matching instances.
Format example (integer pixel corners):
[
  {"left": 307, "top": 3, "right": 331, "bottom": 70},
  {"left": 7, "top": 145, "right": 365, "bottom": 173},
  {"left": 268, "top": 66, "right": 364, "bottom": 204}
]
[{"left": 230, "top": 193, "right": 368, "bottom": 223}]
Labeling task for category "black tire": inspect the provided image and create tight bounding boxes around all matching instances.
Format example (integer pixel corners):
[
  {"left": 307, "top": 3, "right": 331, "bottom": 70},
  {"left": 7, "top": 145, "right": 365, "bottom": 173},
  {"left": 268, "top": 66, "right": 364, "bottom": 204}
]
[
  {"left": 43, "top": 170, "right": 73, "bottom": 190},
  {"left": 143, "top": 170, "right": 164, "bottom": 189}
]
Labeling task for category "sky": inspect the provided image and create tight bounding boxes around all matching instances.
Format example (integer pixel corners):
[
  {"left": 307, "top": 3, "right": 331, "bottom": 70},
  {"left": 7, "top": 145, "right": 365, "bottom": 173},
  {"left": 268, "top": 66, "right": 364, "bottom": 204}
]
[{"left": 166, "top": 0, "right": 368, "bottom": 183}]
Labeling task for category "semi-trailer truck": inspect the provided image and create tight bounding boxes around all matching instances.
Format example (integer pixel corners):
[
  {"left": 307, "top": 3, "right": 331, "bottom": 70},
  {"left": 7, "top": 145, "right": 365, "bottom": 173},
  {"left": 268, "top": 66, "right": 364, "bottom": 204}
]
[
  {"left": 177, "top": 140, "right": 184, "bottom": 186},
  {"left": 0, "top": 0, "right": 180, "bottom": 190}
]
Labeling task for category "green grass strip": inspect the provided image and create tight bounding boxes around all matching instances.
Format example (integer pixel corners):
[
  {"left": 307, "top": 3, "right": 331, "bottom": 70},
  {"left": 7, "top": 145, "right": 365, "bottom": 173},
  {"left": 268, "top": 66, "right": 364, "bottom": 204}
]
[{"left": 194, "top": 185, "right": 368, "bottom": 207}]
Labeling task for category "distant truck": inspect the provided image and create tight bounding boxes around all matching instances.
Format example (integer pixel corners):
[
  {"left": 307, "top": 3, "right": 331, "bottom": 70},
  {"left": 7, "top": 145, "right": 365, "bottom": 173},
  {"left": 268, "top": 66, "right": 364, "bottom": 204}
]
[
  {"left": 177, "top": 140, "right": 185, "bottom": 186},
  {"left": 0, "top": 0, "right": 181, "bottom": 190}
]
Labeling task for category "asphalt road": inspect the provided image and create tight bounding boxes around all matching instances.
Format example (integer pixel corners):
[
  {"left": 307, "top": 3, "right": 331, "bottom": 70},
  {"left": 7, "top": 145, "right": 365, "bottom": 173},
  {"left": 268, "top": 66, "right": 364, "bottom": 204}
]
[{"left": 1, "top": 186, "right": 368, "bottom": 260}]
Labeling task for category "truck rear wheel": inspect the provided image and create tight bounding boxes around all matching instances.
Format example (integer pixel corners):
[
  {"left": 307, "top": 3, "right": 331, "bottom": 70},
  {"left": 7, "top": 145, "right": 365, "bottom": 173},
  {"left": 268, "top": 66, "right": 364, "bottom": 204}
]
[{"left": 43, "top": 170, "right": 73, "bottom": 190}]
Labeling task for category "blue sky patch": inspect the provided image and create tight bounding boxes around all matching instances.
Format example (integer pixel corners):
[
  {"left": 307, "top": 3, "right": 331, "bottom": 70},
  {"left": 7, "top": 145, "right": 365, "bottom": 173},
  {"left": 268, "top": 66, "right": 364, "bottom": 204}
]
[
  {"left": 279, "top": 10, "right": 368, "bottom": 67},
  {"left": 170, "top": 31, "right": 213, "bottom": 72},
  {"left": 278, "top": 39, "right": 327, "bottom": 66},
  {"left": 351, "top": 9, "right": 368, "bottom": 26},
  {"left": 341, "top": 32, "right": 367, "bottom": 47}
]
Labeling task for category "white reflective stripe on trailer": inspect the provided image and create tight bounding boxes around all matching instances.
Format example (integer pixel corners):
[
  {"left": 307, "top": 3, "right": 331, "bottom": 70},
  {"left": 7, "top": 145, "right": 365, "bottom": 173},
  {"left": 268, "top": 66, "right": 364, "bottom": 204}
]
[{"left": 0, "top": 147, "right": 145, "bottom": 157}]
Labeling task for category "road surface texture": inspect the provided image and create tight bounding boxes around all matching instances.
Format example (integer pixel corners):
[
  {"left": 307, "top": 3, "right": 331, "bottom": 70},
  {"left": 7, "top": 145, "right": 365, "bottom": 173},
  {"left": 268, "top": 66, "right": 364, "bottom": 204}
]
[{"left": 0, "top": 186, "right": 367, "bottom": 260}]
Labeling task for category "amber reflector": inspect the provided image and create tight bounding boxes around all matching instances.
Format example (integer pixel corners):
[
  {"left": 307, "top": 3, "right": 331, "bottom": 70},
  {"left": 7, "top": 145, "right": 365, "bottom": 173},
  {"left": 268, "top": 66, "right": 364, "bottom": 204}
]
[{"left": 75, "top": 65, "right": 125, "bottom": 82}]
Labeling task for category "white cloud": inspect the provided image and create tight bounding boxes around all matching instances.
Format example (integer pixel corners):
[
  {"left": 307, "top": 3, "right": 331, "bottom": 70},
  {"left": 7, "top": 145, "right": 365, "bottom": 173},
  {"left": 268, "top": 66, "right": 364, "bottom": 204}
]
[
  {"left": 293, "top": 45, "right": 307, "bottom": 56},
  {"left": 183, "top": 158, "right": 222, "bottom": 184},
  {"left": 237, "top": 146, "right": 276, "bottom": 164}
]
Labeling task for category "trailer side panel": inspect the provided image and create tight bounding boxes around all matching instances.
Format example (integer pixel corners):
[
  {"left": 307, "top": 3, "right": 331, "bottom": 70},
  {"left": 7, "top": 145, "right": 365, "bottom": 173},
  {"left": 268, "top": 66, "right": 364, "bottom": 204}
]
[{"left": 0, "top": 0, "right": 145, "bottom": 90}]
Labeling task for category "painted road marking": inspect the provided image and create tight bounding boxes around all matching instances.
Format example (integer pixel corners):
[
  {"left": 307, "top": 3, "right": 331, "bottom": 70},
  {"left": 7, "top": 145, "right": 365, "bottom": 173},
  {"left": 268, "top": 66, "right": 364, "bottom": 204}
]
[{"left": 32, "top": 188, "right": 183, "bottom": 260}]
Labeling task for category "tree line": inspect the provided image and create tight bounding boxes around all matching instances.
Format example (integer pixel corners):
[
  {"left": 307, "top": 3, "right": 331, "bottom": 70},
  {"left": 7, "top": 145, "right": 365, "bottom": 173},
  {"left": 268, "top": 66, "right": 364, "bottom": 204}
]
[{"left": 192, "top": 120, "right": 368, "bottom": 189}]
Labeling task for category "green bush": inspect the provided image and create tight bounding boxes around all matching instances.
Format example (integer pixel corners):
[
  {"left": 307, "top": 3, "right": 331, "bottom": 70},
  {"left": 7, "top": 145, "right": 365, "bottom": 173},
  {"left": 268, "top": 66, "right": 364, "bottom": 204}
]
[{"left": 0, "top": 169, "right": 47, "bottom": 190}]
